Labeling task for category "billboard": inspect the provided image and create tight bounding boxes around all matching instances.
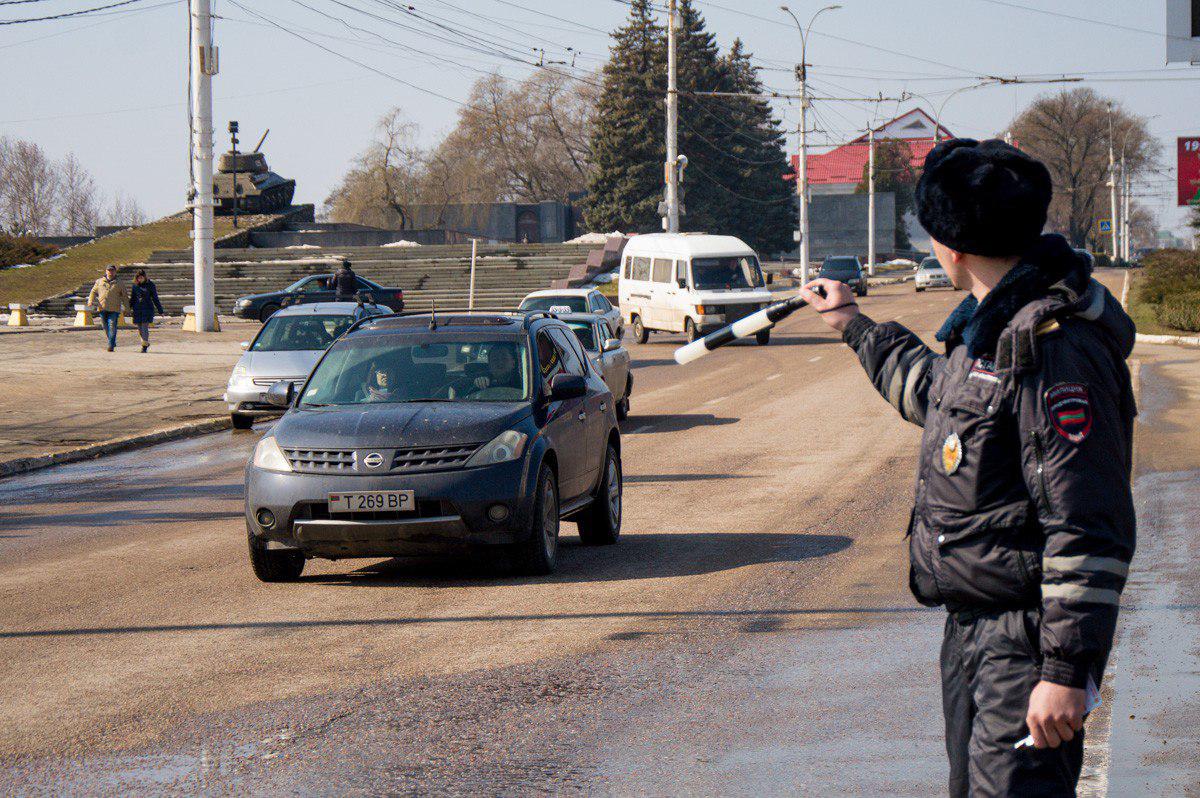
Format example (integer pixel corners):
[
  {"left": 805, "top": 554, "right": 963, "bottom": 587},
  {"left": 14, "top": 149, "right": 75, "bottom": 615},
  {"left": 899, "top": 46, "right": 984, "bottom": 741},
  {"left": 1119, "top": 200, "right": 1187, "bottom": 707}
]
[
  {"left": 1178, "top": 137, "right": 1200, "bottom": 206},
  {"left": 1166, "top": 0, "right": 1200, "bottom": 63}
]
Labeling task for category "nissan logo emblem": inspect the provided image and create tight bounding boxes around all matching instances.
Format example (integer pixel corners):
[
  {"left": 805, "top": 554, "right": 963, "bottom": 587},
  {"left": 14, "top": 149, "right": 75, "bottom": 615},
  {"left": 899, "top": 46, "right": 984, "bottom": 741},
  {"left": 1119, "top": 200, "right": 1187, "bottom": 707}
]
[{"left": 363, "top": 452, "right": 385, "bottom": 469}]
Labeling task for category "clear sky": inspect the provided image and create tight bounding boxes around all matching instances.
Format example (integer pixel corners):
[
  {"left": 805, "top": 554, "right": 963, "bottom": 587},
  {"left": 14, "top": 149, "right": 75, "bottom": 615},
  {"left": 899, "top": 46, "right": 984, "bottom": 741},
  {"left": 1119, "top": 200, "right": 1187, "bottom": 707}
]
[{"left": 2, "top": 0, "right": 1196, "bottom": 233}]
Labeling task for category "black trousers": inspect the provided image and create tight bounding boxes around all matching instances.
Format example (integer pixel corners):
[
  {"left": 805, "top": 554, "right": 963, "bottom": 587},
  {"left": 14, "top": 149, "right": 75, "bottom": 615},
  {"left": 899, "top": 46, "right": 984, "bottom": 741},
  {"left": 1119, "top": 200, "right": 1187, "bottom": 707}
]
[{"left": 941, "top": 608, "right": 1085, "bottom": 797}]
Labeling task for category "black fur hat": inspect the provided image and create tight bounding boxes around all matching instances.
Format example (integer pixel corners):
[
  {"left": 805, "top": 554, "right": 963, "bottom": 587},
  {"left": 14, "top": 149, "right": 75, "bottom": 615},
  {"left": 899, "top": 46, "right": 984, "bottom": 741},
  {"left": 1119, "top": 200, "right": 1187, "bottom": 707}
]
[{"left": 916, "top": 138, "right": 1052, "bottom": 257}]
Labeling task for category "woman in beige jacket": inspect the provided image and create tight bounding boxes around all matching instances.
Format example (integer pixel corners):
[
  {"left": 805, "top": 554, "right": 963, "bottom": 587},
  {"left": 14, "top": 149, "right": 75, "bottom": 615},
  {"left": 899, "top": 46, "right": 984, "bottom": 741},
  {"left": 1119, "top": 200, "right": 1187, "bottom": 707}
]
[{"left": 87, "top": 265, "right": 128, "bottom": 351}]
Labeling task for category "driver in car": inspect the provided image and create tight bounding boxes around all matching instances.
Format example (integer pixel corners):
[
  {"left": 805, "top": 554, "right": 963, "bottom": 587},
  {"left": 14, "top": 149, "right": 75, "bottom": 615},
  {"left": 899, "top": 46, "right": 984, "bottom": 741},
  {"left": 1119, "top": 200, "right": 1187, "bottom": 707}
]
[
  {"left": 362, "top": 362, "right": 401, "bottom": 402},
  {"left": 472, "top": 345, "right": 520, "bottom": 391}
]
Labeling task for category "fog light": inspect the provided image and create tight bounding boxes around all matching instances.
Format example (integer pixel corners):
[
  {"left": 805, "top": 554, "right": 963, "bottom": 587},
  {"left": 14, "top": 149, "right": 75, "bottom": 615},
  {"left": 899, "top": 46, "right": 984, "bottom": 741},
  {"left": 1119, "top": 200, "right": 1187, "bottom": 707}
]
[
  {"left": 487, "top": 504, "right": 509, "bottom": 522},
  {"left": 256, "top": 509, "right": 276, "bottom": 529}
]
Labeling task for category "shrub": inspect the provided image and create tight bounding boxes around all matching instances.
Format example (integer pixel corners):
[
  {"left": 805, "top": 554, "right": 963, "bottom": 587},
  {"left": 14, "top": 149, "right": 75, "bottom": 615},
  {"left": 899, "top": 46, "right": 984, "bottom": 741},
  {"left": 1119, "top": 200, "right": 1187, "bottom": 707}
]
[
  {"left": 1092, "top": 253, "right": 1112, "bottom": 270},
  {"left": 1139, "top": 249, "right": 1200, "bottom": 305},
  {"left": 1155, "top": 291, "right": 1200, "bottom": 333},
  {"left": 0, "top": 234, "right": 58, "bottom": 270}
]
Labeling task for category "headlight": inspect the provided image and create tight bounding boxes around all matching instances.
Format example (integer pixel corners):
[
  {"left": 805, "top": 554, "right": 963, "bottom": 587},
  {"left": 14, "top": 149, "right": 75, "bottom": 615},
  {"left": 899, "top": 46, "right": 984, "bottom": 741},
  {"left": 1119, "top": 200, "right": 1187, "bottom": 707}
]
[
  {"left": 465, "top": 430, "right": 528, "bottom": 467},
  {"left": 232, "top": 365, "right": 248, "bottom": 378},
  {"left": 252, "top": 436, "right": 292, "bottom": 472},
  {"left": 236, "top": 298, "right": 251, "bottom": 307}
]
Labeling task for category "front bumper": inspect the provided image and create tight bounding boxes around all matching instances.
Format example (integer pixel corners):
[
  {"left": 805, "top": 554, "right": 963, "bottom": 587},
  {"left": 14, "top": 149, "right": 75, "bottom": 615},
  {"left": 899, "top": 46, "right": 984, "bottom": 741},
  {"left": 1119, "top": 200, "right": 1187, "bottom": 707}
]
[
  {"left": 245, "top": 457, "right": 535, "bottom": 558},
  {"left": 694, "top": 303, "right": 767, "bottom": 334},
  {"left": 232, "top": 303, "right": 259, "bottom": 319},
  {"left": 225, "top": 382, "right": 294, "bottom": 415}
]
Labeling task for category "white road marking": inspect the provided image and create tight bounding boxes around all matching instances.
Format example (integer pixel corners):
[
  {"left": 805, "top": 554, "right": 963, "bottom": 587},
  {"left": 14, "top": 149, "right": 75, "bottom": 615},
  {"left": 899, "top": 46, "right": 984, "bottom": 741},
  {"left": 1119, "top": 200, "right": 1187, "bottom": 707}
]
[
  {"left": 893, "top": 314, "right": 905, "bottom": 320},
  {"left": 808, "top": 356, "right": 822, "bottom": 363},
  {"left": 704, "top": 395, "right": 729, "bottom": 406},
  {"left": 767, "top": 373, "right": 782, "bottom": 381}
]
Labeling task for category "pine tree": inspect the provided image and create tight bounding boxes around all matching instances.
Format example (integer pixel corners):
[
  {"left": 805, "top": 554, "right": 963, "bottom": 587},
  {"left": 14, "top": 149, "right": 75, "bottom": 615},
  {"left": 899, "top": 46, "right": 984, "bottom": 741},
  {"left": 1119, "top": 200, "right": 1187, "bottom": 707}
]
[
  {"left": 580, "top": 0, "right": 665, "bottom": 233},
  {"left": 718, "top": 39, "right": 797, "bottom": 254}
]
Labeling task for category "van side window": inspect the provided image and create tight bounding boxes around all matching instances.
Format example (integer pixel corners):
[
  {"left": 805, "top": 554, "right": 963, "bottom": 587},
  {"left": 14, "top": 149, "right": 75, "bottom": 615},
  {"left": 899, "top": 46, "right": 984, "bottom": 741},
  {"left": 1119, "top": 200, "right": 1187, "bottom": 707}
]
[
  {"left": 675, "top": 260, "right": 686, "bottom": 285},
  {"left": 623, "top": 256, "right": 632, "bottom": 280},
  {"left": 631, "top": 256, "right": 652, "bottom": 282},
  {"left": 651, "top": 258, "right": 672, "bottom": 283}
]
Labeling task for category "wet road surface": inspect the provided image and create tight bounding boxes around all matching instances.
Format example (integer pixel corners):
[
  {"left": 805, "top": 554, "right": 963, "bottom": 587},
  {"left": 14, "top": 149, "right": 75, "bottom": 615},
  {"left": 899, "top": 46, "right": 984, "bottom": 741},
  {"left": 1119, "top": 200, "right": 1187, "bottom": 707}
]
[{"left": 1, "top": 279, "right": 1197, "bottom": 795}]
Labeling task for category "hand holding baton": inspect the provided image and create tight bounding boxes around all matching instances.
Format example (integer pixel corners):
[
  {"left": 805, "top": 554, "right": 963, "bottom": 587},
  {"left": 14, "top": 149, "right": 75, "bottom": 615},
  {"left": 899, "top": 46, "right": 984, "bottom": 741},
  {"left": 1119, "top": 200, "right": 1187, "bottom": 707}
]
[{"left": 673, "top": 286, "right": 828, "bottom": 365}]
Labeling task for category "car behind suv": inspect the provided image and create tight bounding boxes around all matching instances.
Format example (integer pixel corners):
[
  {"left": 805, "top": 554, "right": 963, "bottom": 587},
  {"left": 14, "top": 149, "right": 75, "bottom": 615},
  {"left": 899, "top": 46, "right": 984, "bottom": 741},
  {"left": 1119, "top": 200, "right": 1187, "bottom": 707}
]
[
  {"left": 244, "top": 311, "right": 622, "bottom": 580},
  {"left": 818, "top": 256, "right": 868, "bottom": 297}
]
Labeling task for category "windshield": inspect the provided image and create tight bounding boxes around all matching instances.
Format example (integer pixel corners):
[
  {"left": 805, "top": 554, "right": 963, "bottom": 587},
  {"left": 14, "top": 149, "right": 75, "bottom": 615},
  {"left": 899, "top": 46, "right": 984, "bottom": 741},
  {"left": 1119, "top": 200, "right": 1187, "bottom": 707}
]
[
  {"left": 520, "top": 295, "right": 587, "bottom": 313},
  {"left": 919, "top": 258, "right": 943, "bottom": 272},
  {"left": 566, "top": 321, "right": 597, "bottom": 351},
  {"left": 300, "top": 334, "right": 531, "bottom": 406},
  {"left": 690, "top": 256, "right": 763, "bottom": 290},
  {"left": 820, "top": 257, "right": 860, "bottom": 276},
  {"left": 251, "top": 314, "right": 354, "bottom": 352}
]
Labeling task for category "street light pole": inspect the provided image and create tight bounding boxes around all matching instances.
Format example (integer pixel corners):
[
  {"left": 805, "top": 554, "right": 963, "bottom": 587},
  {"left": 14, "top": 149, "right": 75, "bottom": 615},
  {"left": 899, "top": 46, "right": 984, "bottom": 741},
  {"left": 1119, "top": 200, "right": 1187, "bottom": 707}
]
[
  {"left": 1107, "top": 105, "right": 1118, "bottom": 260},
  {"left": 867, "top": 126, "right": 876, "bottom": 276},
  {"left": 189, "top": 0, "right": 217, "bottom": 332},
  {"left": 781, "top": 4, "right": 840, "bottom": 284},
  {"left": 663, "top": 0, "right": 680, "bottom": 233}
]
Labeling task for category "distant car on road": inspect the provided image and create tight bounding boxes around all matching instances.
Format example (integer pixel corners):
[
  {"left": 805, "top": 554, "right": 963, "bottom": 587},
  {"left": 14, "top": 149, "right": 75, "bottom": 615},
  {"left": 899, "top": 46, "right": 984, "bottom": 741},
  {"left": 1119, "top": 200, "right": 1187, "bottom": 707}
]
[
  {"left": 561, "top": 312, "right": 632, "bottom": 420},
  {"left": 243, "top": 310, "right": 623, "bottom": 581},
  {"left": 519, "top": 288, "right": 622, "bottom": 340},
  {"left": 232, "top": 273, "right": 404, "bottom": 322},
  {"left": 224, "top": 301, "right": 388, "bottom": 429},
  {"left": 818, "top": 256, "right": 868, "bottom": 297},
  {"left": 914, "top": 257, "right": 954, "bottom": 291}
]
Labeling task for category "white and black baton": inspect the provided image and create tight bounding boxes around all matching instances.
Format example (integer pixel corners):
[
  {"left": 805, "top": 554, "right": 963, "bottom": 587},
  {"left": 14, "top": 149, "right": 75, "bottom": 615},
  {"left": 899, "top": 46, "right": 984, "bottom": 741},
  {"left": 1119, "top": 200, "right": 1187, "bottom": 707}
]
[{"left": 673, "top": 288, "right": 825, "bottom": 365}]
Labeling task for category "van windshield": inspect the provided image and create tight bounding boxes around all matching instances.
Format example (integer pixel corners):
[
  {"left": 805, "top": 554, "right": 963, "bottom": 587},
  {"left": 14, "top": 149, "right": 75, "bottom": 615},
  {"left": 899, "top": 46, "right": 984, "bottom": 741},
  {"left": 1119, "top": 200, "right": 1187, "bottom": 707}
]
[{"left": 690, "top": 256, "right": 763, "bottom": 290}]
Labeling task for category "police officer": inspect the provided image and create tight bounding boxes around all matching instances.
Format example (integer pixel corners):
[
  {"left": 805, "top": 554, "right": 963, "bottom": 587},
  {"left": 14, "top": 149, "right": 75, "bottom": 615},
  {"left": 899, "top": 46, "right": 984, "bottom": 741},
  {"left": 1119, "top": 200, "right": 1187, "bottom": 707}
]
[{"left": 800, "top": 139, "right": 1136, "bottom": 797}]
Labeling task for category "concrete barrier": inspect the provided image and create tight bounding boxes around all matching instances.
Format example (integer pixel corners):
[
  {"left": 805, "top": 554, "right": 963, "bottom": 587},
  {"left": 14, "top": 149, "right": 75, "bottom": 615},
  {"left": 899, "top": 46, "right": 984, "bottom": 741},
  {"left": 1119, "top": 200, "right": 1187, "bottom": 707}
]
[
  {"left": 72, "top": 304, "right": 95, "bottom": 327},
  {"left": 7, "top": 303, "right": 28, "bottom": 327},
  {"left": 181, "top": 305, "right": 221, "bottom": 332}
]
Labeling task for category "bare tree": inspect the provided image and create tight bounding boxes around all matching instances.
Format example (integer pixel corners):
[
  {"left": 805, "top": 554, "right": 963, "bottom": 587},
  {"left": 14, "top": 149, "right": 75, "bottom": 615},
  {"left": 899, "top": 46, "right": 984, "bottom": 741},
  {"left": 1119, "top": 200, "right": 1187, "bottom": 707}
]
[
  {"left": 57, "top": 153, "right": 101, "bottom": 235},
  {"left": 108, "top": 191, "right": 147, "bottom": 227},
  {"left": 0, "top": 138, "right": 60, "bottom": 236},
  {"left": 324, "top": 108, "right": 429, "bottom": 228},
  {"left": 1010, "top": 88, "right": 1159, "bottom": 247}
]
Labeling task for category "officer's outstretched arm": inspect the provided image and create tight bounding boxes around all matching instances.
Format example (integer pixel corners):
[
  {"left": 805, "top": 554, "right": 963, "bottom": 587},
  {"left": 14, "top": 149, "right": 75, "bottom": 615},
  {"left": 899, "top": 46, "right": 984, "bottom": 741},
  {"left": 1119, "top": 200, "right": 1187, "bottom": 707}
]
[
  {"left": 1017, "top": 333, "right": 1136, "bottom": 689},
  {"left": 841, "top": 314, "right": 944, "bottom": 428}
]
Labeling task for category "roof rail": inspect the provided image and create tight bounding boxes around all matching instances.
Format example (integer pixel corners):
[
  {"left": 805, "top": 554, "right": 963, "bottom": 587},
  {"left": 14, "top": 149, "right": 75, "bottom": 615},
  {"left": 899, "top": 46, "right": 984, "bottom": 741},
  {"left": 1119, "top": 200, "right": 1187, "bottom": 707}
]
[{"left": 343, "top": 307, "right": 560, "bottom": 335}]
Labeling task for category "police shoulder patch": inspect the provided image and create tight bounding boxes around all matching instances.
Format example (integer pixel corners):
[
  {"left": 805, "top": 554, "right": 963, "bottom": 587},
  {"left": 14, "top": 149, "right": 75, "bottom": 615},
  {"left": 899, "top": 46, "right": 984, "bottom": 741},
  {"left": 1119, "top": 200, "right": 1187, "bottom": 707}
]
[{"left": 1045, "top": 382, "right": 1092, "bottom": 443}]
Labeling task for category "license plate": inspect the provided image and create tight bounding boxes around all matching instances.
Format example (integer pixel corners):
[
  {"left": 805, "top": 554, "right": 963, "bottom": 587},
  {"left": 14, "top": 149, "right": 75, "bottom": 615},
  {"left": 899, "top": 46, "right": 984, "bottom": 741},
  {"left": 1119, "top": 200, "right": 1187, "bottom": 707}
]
[{"left": 327, "top": 490, "right": 415, "bottom": 513}]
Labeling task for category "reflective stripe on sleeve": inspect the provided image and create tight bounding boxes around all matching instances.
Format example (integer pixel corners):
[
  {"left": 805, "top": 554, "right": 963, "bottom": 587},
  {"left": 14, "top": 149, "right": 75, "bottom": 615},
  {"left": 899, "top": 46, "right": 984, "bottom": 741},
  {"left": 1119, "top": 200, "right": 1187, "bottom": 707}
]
[
  {"left": 901, "top": 356, "right": 930, "bottom": 424},
  {"left": 1041, "top": 583, "right": 1121, "bottom": 604},
  {"left": 1043, "top": 554, "right": 1130, "bottom": 578}
]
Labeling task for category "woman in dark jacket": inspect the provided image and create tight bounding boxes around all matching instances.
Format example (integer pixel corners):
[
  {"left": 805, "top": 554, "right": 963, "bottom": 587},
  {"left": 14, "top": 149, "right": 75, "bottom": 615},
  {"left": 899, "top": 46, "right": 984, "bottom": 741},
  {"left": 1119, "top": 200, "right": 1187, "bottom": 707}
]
[{"left": 129, "top": 269, "right": 166, "bottom": 353}]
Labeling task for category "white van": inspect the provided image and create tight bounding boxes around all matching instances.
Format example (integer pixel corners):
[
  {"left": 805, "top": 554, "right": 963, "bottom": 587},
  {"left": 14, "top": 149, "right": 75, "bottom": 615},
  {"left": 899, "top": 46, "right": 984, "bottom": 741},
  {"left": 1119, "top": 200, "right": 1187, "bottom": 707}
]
[{"left": 618, "top": 233, "right": 775, "bottom": 345}]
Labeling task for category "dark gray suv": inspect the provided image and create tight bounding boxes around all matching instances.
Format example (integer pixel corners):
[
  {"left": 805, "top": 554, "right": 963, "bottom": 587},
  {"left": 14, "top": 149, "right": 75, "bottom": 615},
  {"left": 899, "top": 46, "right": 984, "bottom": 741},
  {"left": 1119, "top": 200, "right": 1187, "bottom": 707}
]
[{"left": 244, "top": 311, "right": 622, "bottom": 580}]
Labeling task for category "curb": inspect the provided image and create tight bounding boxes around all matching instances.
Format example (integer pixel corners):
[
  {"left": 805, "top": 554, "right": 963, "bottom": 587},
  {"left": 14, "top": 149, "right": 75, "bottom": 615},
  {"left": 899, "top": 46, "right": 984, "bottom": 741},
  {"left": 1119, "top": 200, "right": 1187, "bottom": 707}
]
[
  {"left": 0, "top": 416, "right": 234, "bottom": 479},
  {"left": 1135, "top": 333, "right": 1200, "bottom": 348}
]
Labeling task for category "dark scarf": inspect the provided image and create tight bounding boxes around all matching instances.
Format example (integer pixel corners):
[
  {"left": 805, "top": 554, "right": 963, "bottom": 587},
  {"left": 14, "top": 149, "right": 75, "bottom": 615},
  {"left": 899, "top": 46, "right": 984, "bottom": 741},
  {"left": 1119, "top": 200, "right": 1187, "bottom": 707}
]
[{"left": 934, "top": 234, "right": 1091, "bottom": 358}]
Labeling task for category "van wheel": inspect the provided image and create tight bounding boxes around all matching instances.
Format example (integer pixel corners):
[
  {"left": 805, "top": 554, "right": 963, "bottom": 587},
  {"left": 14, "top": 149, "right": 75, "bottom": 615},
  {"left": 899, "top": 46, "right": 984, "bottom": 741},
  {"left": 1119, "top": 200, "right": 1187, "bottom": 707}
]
[
  {"left": 631, "top": 315, "right": 649, "bottom": 344},
  {"left": 515, "top": 465, "right": 559, "bottom": 575},
  {"left": 578, "top": 445, "right": 621, "bottom": 546},
  {"left": 247, "top": 529, "right": 304, "bottom": 582},
  {"left": 755, "top": 329, "right": 770, "bottom": 346},
  {"left": 684, "top": 317, "right": 699, "bottom": 343},
  {"left": 231, "top": 412, "right": 254, "bottom": 430},
  {"left": 915, "top": 286, "right": 925, "bottom": 292}
]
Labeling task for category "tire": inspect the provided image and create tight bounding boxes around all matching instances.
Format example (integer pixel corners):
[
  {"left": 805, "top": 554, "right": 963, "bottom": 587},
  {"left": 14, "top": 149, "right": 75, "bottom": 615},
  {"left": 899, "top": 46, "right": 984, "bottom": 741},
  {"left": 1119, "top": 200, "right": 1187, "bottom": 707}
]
[
  {"left": 515, "top": 465, "right": 559, "bottom": 575},
  {"left": 259, "top": 303, "right": 280, "bottom": 322},
  {"left": 247, "top": 529, "right": 304, "bottom": 582},
  {"left": 684, "top": 317, "right": 699, "bottom": 343},
  {"left": 755, "top": 329, "right": 771, "bottom": 346},
  {"left": 231, "top": 412, "right": 255, "bottom": 430},
  {"left": 631, "top": 315, "right": 649, "bottom": 344},
  {"left": 578, "top": 444, "right": 622, "bottom": 546},
  {"left": 616, "top": 395, "right": 629, "bottom": 420},
  {"left": 915, "top": 286, "right": 925, "bottom": 292}
]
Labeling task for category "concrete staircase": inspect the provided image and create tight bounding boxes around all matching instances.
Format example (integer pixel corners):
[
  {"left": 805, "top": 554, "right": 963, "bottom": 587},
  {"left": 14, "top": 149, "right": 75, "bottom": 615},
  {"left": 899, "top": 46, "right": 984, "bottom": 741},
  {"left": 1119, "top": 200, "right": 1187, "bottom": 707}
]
[{"left": 34, "top": 242, "right": 594, "bottom": 317}]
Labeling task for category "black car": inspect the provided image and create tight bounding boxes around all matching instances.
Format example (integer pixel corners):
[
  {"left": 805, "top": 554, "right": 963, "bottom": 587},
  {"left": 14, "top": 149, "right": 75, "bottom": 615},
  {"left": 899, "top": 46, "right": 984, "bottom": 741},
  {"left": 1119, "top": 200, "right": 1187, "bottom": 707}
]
[
  {"left": 244, "top": 310, "right": 623, "bottom": 580},
  {"left": 819, "top": 256, "right": 868, "bottom": 297},
  {"left": 232, "top": 273, "right": 405, "bottom": 322}
]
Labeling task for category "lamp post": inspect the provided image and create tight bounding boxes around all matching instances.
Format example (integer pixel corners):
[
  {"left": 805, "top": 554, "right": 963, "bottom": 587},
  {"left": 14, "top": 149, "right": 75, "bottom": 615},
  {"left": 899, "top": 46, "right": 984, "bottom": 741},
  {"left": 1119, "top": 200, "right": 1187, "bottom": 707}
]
[{"left": 781, "top": 3, "right": 841, "bottom": 284}]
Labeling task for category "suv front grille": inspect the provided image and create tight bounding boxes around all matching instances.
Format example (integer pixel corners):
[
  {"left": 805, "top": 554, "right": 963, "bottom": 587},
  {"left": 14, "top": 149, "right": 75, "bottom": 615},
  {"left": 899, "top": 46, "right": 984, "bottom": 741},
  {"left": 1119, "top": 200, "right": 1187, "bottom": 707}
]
[
  {"left": 284, "top": 448, "right": 355, "bottom": 473},
  {"left": 391, "top": 444, "right": 480, "bottom": 473}
]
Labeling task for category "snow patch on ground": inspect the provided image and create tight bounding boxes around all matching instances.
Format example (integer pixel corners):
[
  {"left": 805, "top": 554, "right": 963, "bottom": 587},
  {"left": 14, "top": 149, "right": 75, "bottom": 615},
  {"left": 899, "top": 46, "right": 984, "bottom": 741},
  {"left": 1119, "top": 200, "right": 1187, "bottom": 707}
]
[
  {"left": 382, "top": 240, "right": 422, "bottom": 248},
  {"left": 566, "top": 231, "right": 623, "bottom": 245}
]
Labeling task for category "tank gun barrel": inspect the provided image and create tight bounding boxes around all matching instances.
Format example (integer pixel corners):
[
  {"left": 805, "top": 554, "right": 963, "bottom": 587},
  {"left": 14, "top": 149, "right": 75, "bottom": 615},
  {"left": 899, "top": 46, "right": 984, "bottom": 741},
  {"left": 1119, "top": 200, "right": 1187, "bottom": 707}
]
[{"left": 252, "top": 129, "right": 269, "bottom": 153}]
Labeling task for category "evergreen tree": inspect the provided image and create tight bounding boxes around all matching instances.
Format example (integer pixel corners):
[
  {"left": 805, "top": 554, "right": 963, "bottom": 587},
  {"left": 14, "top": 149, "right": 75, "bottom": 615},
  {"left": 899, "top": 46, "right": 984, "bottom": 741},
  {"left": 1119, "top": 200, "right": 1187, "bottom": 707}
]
[
  {"left": 717, "top": 39, "right": 797, "bottom": 254},
  {"left": 580, "top": 0, "right": 665, "bottom": 233},
  {"left": 856, "top": 137, "right": 916, "bottom": 251}
]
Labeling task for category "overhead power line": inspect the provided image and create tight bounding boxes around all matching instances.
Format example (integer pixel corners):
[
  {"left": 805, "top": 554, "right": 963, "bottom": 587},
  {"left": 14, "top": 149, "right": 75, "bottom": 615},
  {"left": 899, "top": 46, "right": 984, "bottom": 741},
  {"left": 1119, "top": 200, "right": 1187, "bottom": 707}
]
[{"left": 0, "top": 0, "right": 148, "bottom": 25}]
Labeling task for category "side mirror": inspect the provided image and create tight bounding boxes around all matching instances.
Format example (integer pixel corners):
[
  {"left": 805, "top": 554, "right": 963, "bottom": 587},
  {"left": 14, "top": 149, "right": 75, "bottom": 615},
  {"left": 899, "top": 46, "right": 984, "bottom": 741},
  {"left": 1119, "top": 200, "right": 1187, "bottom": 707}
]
[
  {"left": 549, "top": 373, "right": 587, "bottom": 401},
  {"left": 265, "top": 380, "right": 295, "bottom": 408},
  {"left": 602, "top": 337, "right": 622, "bottom": 352},
  {"left": 240, "top": 341, "right": 250, "bottom": 350},
  {"left": 676, "top": 278, "right": 687, "bottom": 289}
]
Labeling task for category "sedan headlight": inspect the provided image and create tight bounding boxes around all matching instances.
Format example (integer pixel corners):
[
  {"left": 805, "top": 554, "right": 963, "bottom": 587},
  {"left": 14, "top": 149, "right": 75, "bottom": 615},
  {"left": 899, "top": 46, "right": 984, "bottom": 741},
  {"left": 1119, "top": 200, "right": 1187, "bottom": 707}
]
[
  {"left": 252, "top": 436, "right": 292, "bottom": 472},
  {"left": 236, "top": 298, "right": 251, "bottom": 307},
  {"left": 465, "top": 430, "right": 528, "bottom": 467}
]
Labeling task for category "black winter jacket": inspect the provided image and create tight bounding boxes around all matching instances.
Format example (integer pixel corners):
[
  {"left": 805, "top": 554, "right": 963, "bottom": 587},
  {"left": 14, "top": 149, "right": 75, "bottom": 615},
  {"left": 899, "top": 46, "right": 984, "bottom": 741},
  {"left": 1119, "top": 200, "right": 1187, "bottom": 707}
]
[
  {"left": 129, "top": 280, "right": 165, "bottom": 324},
  {"left": 332, "top": 267, "right": 358, "bottom": 299},
  {"left": 842, "top": 235, "right": 1137, "bottom": 689}
]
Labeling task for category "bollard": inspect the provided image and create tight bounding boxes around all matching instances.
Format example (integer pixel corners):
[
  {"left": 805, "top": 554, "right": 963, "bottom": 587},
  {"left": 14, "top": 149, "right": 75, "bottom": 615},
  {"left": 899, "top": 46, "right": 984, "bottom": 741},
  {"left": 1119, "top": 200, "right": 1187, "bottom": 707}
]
[
  {"left": 7, "top": 303, "right": 29, "bottom": 327},
  {"left": 73, "top": 303, "right": 95, "bottom": 327},
  {"left": 181, "top": 304, "right": 221, "bottom": 332}
]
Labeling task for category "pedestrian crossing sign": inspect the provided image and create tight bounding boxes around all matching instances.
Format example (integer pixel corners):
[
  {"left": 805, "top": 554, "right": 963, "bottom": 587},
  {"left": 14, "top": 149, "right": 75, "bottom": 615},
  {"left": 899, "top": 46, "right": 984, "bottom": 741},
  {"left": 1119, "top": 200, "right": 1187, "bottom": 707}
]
[{"left": 1098, "top": 219, "right": 1113, "bottom": 233}]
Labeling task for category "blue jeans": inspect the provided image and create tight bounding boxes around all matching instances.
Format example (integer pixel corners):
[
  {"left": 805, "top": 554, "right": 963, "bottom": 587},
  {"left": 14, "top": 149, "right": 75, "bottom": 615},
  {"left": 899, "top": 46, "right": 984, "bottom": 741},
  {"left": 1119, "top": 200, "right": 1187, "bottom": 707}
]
[{"left": 100, "top": 311, "right": 119, "bottom": 349}]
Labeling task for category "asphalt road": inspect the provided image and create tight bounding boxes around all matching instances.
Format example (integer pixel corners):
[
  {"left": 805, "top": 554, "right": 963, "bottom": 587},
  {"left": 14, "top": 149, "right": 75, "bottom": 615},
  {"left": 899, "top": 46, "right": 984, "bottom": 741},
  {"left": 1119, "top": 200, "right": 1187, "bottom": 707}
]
[{"left": 1, "top": 278, "right": 1196, "bottom": 796}]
